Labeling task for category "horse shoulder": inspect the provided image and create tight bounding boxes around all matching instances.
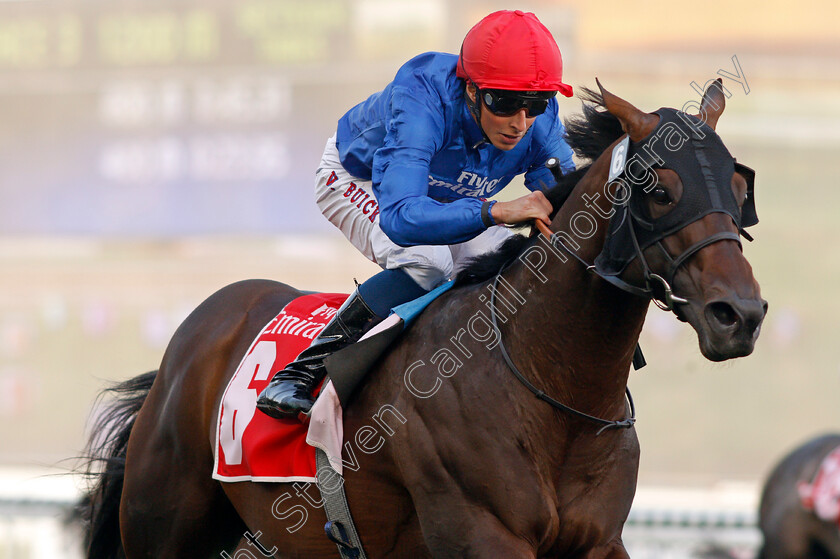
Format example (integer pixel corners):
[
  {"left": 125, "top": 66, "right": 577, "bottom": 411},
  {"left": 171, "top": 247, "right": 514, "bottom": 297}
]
[{"left": 346, "top": 285, "right": 564, "bottom": 553}]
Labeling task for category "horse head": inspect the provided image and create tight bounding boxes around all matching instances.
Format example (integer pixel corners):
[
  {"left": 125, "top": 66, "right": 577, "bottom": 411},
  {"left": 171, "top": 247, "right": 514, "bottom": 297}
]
[{"left": 593, "top": 79, "right": 767, "bottom": 361}]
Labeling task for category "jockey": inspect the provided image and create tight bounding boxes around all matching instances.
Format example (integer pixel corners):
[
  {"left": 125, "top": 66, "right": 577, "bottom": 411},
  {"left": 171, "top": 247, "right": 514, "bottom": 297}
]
[{"left": 257, "top": 10, "right": 576, "bottom": 420}]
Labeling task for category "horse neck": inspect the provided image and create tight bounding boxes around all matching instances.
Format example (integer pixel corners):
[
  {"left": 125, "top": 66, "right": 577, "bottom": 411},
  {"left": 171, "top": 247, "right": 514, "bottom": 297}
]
[{"left": 498, "top": 154, "right": 650, "bottom": 420}]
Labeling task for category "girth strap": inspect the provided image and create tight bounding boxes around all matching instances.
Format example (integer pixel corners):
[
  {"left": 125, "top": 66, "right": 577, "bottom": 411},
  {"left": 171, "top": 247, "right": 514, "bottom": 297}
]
[{"left": 315, "top": 448, "right": 368, "bottom": 559}]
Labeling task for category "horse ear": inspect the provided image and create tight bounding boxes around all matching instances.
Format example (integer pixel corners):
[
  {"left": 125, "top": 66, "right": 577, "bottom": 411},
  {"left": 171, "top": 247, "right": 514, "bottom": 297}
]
[
  {"left": 699, "top": 78, "right": 726, "bottom": 130},
  {"left": 596, "top": 78, "right": 659, "bottom": 142}
]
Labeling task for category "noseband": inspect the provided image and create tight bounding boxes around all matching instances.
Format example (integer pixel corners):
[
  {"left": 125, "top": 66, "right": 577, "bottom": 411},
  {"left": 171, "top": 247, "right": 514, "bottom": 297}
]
[
  {"left": 632, "top": 226, "right": 741, "bottom": 311},
  {"left": 625, "top": 218, "right": 742, "bottom": 312}
]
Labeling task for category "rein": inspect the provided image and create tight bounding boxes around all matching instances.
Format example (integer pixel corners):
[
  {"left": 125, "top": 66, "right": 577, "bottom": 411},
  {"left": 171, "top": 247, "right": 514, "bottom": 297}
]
[{"left": 488, "top": 266, "right": 636, "bottom": 436}]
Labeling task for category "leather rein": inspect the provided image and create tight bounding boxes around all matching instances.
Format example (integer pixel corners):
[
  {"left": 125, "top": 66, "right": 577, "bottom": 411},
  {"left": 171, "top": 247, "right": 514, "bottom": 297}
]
[
  {"left": 488, "top": 255, "right": 636, "bottom": 436},
  {"left": 489, "top": 203, "right": 741, "bottom": 433}
]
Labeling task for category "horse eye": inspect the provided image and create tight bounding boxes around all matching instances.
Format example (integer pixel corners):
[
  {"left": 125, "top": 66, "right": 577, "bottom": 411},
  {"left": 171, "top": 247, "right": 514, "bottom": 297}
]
[{"left": 650, "top": 186, "right": 671, "bottom": 205}]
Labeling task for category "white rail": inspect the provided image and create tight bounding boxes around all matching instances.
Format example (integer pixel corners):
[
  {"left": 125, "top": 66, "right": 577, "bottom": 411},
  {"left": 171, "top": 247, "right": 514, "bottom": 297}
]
[
  {"left": 0, "top": 497, "right": 81, "bottom": 559},
  {"left": 0, "top": 475, "right": 762, "bottom": 559},
  {"left": 0, "top": 498, "right": 761, "bottom": 559}
]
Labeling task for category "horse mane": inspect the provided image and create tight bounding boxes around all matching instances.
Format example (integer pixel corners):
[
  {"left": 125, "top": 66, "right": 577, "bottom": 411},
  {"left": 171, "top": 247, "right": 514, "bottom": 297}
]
[
  {"left": 564, "top": 87, "right": 626, "bottom": 162},
  {"left": 457, "top": 88, "right": 624, "bottom": 284}
]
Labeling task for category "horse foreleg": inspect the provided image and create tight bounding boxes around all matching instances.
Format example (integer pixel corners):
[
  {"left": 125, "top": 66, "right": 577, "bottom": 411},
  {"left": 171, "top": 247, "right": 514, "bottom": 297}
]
[
  {"left": 411, "top": 497, "right": 536, "bottom": 558},
  {"left": 580, "top": 538, "right": 630, "bottom": 559},
  {"left": 425, "top": 527, "right": 537, "bottom": 559}
]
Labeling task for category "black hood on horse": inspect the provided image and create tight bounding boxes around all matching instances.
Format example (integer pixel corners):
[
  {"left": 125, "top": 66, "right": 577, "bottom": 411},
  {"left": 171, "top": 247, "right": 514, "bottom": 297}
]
[
  {"left": 458, "top": 88, "right": 758, "bottom": 287},
  {"left": 595, "top": 107, "right": 757, "bottom": 277}
]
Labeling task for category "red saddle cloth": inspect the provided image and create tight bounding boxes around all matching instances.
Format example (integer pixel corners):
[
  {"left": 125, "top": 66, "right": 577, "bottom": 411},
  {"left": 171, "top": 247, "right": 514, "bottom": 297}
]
[
  {"left": 213, "top": 292, "right": 348, "bottom": 482},
  {"left": 798, "top": 444, "right": 840, "bottom": 526}
]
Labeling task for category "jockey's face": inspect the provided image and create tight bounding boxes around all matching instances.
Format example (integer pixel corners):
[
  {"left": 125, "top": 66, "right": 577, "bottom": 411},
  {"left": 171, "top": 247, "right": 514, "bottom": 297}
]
[{"left": 467, "top": 83, "right": 536, "bottom": 151}]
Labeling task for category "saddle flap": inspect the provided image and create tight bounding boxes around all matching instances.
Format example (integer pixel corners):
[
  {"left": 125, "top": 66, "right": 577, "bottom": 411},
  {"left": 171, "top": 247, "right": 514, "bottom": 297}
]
[{"left": 324, "top": 315, "right": 404, "bottom": 407}]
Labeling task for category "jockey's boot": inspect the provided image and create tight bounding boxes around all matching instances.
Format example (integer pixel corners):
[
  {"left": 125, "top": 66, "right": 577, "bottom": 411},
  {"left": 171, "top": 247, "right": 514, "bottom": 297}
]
[{"left": 256, "top": 289, "right": 381, "bottom": 419}]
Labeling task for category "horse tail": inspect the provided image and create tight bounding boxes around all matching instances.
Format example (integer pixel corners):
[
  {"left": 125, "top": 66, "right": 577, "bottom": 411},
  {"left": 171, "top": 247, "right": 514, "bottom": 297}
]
[{"left": 78, "top": 370, "right": 157, "bottom": 559}]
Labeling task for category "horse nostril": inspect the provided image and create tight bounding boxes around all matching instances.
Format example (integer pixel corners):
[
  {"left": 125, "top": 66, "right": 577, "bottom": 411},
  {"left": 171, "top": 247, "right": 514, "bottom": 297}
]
[{"left": 707, "top": 301, "right": 738, "bottom": 329}]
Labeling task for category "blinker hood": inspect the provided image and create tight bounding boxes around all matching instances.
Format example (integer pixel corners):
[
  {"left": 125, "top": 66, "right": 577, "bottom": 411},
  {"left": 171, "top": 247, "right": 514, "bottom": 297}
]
[{"left": 594, "top": 107, "right": 758, "bottom": 277}]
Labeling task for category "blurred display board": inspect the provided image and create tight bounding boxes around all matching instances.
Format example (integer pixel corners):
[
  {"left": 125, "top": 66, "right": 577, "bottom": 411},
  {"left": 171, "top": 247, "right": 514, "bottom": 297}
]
[{"left": 0, "top": 0, "right": 507, "bottom": 235}]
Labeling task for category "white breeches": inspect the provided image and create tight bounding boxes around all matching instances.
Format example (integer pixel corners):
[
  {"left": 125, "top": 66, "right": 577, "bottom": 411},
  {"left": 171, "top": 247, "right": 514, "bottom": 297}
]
[{"left": 314, "top": 134, "right": 514, "bottom": 291}]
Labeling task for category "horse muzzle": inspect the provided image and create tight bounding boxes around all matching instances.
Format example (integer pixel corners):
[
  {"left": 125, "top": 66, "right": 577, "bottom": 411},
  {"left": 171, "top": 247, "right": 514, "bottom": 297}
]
[{"left": 691, "top": 295, "right": 768, "bottom": 361}]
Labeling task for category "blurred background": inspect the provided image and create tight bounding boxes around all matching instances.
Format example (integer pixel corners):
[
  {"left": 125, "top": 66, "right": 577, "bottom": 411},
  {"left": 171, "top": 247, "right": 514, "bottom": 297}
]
[{"left": 1, "top": 0, "right": 838, "bottom": 556}]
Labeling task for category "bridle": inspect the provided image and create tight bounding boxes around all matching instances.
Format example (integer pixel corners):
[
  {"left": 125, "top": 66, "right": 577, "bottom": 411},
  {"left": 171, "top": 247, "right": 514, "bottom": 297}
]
[
  {"left": 487, "top": 207, "right": 742, "bottom": 434},
  {"left": 531, "top": 219, "right": 710, "bottom": 313},
  {"left": 611, "top": 215, "right": 742, "bottom": 312},
  {"left": 627, "top": 220, "right": 741, "bottom": 312},
  {"left": 487, "top": 216, "right": 735, "bottom": 435},
  {"left": 489, "top": 107, "right": 758, "bottom": 433},
  {"left": 489, "top": 176, "right": 743, "bottom": 434},
  {"left": 538, "top": 112, "right": 756, "bottom": 314}
]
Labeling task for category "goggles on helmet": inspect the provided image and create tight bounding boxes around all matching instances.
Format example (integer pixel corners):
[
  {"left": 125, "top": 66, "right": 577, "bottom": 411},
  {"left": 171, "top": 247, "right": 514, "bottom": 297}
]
[{"left": 479, "top": 89, "right": 556, "bottom": 118}]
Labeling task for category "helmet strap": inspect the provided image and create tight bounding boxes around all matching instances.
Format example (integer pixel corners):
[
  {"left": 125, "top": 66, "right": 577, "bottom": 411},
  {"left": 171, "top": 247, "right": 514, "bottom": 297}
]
[{"left": 464, "top": 81, "right": 490, "bottom": 147}]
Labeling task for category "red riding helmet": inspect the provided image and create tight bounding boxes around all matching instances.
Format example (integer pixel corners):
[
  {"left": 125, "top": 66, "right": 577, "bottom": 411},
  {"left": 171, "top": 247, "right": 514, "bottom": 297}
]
[{"left": 456, "top": 10, "right": 573, "bottom": 97}]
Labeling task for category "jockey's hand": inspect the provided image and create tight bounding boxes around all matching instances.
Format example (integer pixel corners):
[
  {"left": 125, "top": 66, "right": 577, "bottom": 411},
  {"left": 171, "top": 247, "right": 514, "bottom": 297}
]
[{"left": 490, "top": 191, "right": 553, "bottom": 227}]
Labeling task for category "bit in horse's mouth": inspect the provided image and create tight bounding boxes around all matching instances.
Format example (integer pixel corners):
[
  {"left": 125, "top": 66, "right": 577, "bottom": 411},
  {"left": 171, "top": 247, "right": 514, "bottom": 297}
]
[{"left": 672, "top": 303, "right": 689, "bottom": 323}]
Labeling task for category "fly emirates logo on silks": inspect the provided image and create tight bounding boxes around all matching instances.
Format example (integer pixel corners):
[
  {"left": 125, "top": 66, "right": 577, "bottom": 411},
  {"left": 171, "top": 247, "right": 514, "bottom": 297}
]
[
  {"left": 428, "top": 171, "right": 501, "bottom": 198},
  {"left": 265, "top": 303, "right": 338, "bottom": 340}
]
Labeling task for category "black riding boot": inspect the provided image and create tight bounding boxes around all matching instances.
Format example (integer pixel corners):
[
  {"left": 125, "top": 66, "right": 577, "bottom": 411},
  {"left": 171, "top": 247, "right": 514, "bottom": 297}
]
[{"left": 256, "top": 290, "right": 381, "bottom": 419}]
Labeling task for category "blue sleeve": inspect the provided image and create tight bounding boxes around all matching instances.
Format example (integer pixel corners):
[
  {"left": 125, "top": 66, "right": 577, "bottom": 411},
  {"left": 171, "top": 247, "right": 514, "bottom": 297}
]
[
  {"left": 377, "top": 163, "right": 489, "bottom": 246},
  {"left": 524, "top": 117, "right": 576, "bottom": 192},
  {"left": 372, "top": 82, "right": 489, "bottom": 247}
]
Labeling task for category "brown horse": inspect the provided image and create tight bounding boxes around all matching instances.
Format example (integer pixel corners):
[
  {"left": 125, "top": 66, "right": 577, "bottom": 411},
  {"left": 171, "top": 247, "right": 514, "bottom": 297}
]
[
  {"left": 701, "top": 434, "right": 840, "bottom": 559},
  {"left": 80, "top": 81, "right": 766, "bottom": 558}
]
